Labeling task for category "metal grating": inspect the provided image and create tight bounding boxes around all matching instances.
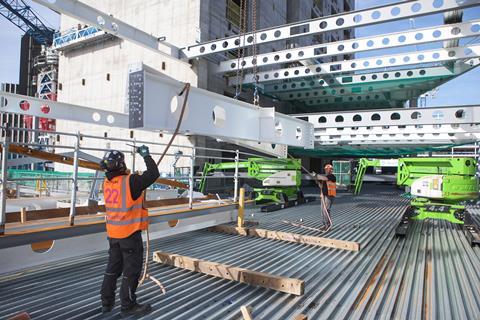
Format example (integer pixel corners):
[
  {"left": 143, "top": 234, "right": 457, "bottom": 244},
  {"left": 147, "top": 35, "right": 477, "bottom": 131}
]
[{"left": 1, "top": 186, "right": 479, "bottom": 319}]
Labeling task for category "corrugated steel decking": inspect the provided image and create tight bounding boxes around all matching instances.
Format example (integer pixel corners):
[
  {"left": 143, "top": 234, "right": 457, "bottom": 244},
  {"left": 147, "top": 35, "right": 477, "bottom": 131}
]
[{"left": 1, "top": 186, "right": 479, "bottom": 319}]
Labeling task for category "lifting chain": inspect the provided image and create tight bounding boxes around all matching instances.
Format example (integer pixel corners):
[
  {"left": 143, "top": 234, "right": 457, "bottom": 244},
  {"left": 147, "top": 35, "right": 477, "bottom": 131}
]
[
  {"left": 251, "top": 0, "right": 260, "bottom": 107},
  {"left": 234, "top": 0, "right": 248, "bottom": 99}
]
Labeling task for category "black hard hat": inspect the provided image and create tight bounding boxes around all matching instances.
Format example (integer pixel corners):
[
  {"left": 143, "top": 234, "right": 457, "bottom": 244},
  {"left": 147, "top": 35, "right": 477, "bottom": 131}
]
[{"left": 100, "top": 150, "right": 126, "bottom": 172}]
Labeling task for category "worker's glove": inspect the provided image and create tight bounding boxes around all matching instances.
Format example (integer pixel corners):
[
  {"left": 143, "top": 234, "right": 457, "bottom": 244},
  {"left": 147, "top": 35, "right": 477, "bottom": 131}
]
[{"left": 137, "top": 145, "right": 150, "bottom": 158}]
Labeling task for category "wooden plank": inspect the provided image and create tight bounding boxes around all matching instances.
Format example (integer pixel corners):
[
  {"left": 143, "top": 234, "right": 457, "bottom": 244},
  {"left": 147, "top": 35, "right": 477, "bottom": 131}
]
[
  {"left": 153, "top": 251, "right": 304, "bottom": 295},
  {"left": 209, "top": 225, "right": 360, "bottom": 252},
  {"left": 294, "top": 314, "right": 308, "bottom": 320},
  {"left": 240, "top": 306, "right": 253, "bottom": 320},
  {"left": 0, "top": 144, "right": 188, "bottom": 189}
]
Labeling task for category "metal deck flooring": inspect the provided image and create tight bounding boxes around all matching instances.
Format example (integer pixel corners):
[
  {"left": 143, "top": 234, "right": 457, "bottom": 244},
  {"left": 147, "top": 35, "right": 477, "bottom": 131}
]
[{"left": 1, "top": 186, "right": 479, "bottom": 320}]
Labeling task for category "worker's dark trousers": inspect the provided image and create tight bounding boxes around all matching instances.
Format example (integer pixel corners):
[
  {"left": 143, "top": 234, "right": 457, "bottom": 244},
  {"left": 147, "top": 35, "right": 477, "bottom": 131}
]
[{"left": 100, "top": 230, "right": 144, "bottom": 310}]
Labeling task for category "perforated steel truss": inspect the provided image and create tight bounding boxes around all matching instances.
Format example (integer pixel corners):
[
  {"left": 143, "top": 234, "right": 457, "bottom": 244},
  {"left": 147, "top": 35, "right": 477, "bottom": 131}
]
[
  {"left": 181, "top": 0, "right": 480, "bottom": 58},
  {"left": 231, "top": 44, "right": 480, "bottom": 85},
  {"left": 217, "top": 19, "right": 480, "bottom": 73}
]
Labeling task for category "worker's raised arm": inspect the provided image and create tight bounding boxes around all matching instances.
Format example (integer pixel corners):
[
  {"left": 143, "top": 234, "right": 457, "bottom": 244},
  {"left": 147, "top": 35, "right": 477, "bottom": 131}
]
[{"left": 129, "top": 145, "right": 160, "bottom": 200}]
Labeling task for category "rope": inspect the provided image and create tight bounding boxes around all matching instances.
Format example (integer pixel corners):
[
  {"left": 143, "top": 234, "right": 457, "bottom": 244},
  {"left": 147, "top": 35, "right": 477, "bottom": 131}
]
[{"left": 138, "top": 82, "right": 191, "bottom": 294}]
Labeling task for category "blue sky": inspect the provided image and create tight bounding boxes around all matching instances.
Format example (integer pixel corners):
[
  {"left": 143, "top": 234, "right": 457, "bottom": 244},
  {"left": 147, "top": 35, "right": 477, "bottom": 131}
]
[{"left": 0, "top": 0, "right": 479, "bottom": 106}]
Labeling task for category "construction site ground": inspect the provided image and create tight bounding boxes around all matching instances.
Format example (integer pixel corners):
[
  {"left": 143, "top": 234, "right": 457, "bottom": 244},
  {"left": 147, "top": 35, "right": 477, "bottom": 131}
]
[{"left": 1, "top": 185, "right": 479, "bottom": 319}]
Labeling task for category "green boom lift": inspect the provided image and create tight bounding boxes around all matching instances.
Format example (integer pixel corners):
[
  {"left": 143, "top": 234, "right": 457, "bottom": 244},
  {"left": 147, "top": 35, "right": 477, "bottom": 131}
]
[
  {"left": 354, "top": 158, "right": 398, "bottom": 194},
  {"left": 199, "top": 157, "right": 303, "bottom": 204},
  {"left": 395, "top": 157, "right": 480, "bottom": 245}
]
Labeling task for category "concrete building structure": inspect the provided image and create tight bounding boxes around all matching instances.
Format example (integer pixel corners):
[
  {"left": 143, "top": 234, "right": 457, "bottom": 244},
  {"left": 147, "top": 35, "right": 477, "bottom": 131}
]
[{"left": 54, "top": 0, "right": 354, "bottom": 173}]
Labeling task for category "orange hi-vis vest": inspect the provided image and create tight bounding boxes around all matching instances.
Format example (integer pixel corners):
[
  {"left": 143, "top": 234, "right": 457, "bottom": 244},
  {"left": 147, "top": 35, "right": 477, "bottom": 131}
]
[
  {"left": 103, "top": 174, "right": 148, "bottom": 239},
  {"left": 326, "top": 180, "right": 337, "bottom": 197}
]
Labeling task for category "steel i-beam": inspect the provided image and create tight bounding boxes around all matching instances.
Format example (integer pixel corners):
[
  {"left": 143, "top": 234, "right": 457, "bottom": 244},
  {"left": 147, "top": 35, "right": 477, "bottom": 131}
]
[
  {"left": 181, "top": 0, "right": 480, "bottom": 58},
  {"left": 128, "top": 63, "right": 313, "bottom": 149}
]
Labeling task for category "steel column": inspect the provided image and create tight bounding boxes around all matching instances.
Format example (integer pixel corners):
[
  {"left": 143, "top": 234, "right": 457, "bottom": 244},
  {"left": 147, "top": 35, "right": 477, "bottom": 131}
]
[
  {"left": 0, "top": 129, "right": 10, "bottom": 235},
  {"left": 69, "top": 132, "right": 80, "bottom": 226},
  {"left": 188, "top": 148, "right": 195, "bottom": 209},
  {"left": 233, "top": 149, "right": 239, "bottom": 202}
]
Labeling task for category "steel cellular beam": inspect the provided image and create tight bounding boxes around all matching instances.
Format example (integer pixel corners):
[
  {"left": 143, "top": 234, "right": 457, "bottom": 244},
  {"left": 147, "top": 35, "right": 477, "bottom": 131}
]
[
  {"left": 231, "top": 44, "right": 480, "bottom": 85},
  {"left": 181, "top": 0, "right": 480, "bottom": 58},
  {"left": 217, "top": 19, "right": 480, "bottom": 73},
  {"left": 263, "top": 59, "right": 480, "bottom": 94},
  {"left": 295, "top": 105, "right": 480, "bottom": 128}
]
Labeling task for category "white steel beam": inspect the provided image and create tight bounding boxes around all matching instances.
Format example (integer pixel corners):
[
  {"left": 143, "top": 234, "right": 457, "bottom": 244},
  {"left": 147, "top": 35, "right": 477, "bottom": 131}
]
[
  {"left": 315, "top": 132, "right": 480, "bottom": 146},
  {"left": 32, "top": 0, "right": 182, "bottom": 60},
  {"left": 263, "top": 59, "right": 479, "bottom": 93},
  {"left": 232, "top": 44, "right": 480, "bottom": 85},
  {"left": 295, "top": 105, "right": 480, "bottom": 129},
  {"left": 277, "top": 76, "right": 447, "bottom": 102},
  {"left": 217, "top": 19, "right": 480, "bottom": 73},
  {"left": 128, "top": 63, "right": 314, "bottom": 148},
  {"left": 181, "top": 0, "right": 480, "bottom": 58},
  {"left": 0, "top": 91, "right": 129, "bottom": 128}
]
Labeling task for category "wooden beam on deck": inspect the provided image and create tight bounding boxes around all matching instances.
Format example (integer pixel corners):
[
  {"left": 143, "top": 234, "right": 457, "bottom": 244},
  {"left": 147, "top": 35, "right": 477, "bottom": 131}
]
[
  {"left": 209, "top": 225, "right": 360, "bottom": 252},
  {"left": 153, "top": 251, "right": 304, "bottom": 295}
]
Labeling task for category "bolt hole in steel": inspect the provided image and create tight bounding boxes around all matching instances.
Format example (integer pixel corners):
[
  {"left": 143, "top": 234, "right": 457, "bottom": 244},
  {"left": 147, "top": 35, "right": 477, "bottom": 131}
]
[
  {"left": 93, "top": 112, "right": 101, "bottom": 122},
  {"left": 111, "top": 22, "right": 119, "bottom": 32},
  {"left": 353, "top": 115, "right": 362, "bottom": 122},
  {"left": 31, "top": 240, "right": 55, "bottom": 253},
  {"left": 97, "top": 15, "right": 105, "bottom": 26},
  {"left": 41, "top": 104, "right": 50, "bottom": 114},
  {"left": 432, "top": 30, "right": 441, "bottom": 38},
  {"left": 318, "top": 116, "right": 327, "bottom": 123},
  {"left": 212, "top": 106, "right": 226, "bottom": 128},
  {"left": 451, "top": 27, "right": 461, "bottom": 35},
  {"left": 335, "top": 115, "right": 344, "bottom": 123},
  {"left": 295, "top": 127, "right": 302, "bottom": 140},
  {"left": 19, "top": 100, "right": 30, "bottom": 111},
  {"left": 371, "top": 10, "right": 381, "bottom": 20},
  {"left": 371, "top": 114, "right": 381, "bottom": 121},
  {"left": 107, "top": 115, "right": 115, "bottom": 124},
  {"left": 391, "top": 7, "right": 401, "bottom": 16},
  {"left": 168, "top": 220, "right": 179, "bottom": 227},
  {"left": 411, "top": 111, "right": 422, "bottom": 119},
  {"left": 455, "top": 109, "right": 465, "bottom": 119},
  {"left": 275, "top": 120, "right": 283, "bottom": 136},
  {"left": 433, "top": 0, "right": 444, "bottom": 9},
  {"left": 472, "top": 24, "right": 480, "bottom": 33},
  {"left": 353, "top": 14, "right": 362, "bottom": 23},
  {"left": 411, "top": 3, "right": 422, "bottom": 12}
]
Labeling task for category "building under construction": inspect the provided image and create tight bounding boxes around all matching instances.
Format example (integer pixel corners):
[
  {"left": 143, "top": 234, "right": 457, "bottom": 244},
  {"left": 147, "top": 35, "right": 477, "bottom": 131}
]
[{"left": 0, "top": 0, "right": 480, "bottom": 319}]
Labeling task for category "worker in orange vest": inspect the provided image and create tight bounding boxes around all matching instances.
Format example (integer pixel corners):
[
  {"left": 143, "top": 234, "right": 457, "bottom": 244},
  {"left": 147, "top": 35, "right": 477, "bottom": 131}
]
[
  {"left": 99, "top": 145, "right": 159, "bottom": 317},
  {"left": 316, "top": 163, "right": 337, "bottom": 214}
]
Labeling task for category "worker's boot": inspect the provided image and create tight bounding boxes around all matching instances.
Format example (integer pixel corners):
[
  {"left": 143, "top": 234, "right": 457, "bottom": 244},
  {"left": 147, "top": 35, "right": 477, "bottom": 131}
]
[
  {"left": 120, "top": 303, "right": 152, "bottom": 317},
  {"left": 101, "top": 305, "right": 113, "bottom": 314}
]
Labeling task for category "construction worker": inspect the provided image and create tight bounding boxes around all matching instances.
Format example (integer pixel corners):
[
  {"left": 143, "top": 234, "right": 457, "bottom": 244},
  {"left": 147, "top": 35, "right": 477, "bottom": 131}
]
[
  {"left": 99, "top": 145, "right": 159, "bottom": 317},
  {"left": 316, "top": 163, "right": 337, "bottom": 213}
]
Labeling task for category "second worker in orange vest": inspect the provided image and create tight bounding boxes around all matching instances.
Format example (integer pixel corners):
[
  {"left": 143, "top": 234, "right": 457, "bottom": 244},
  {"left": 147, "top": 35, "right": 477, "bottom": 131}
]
[
  {"left": 99, "top": 145, "right": 159, "bottom": 317},
  {"left": 316, "top": 163, "right": 337, "bottom": 214}
]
